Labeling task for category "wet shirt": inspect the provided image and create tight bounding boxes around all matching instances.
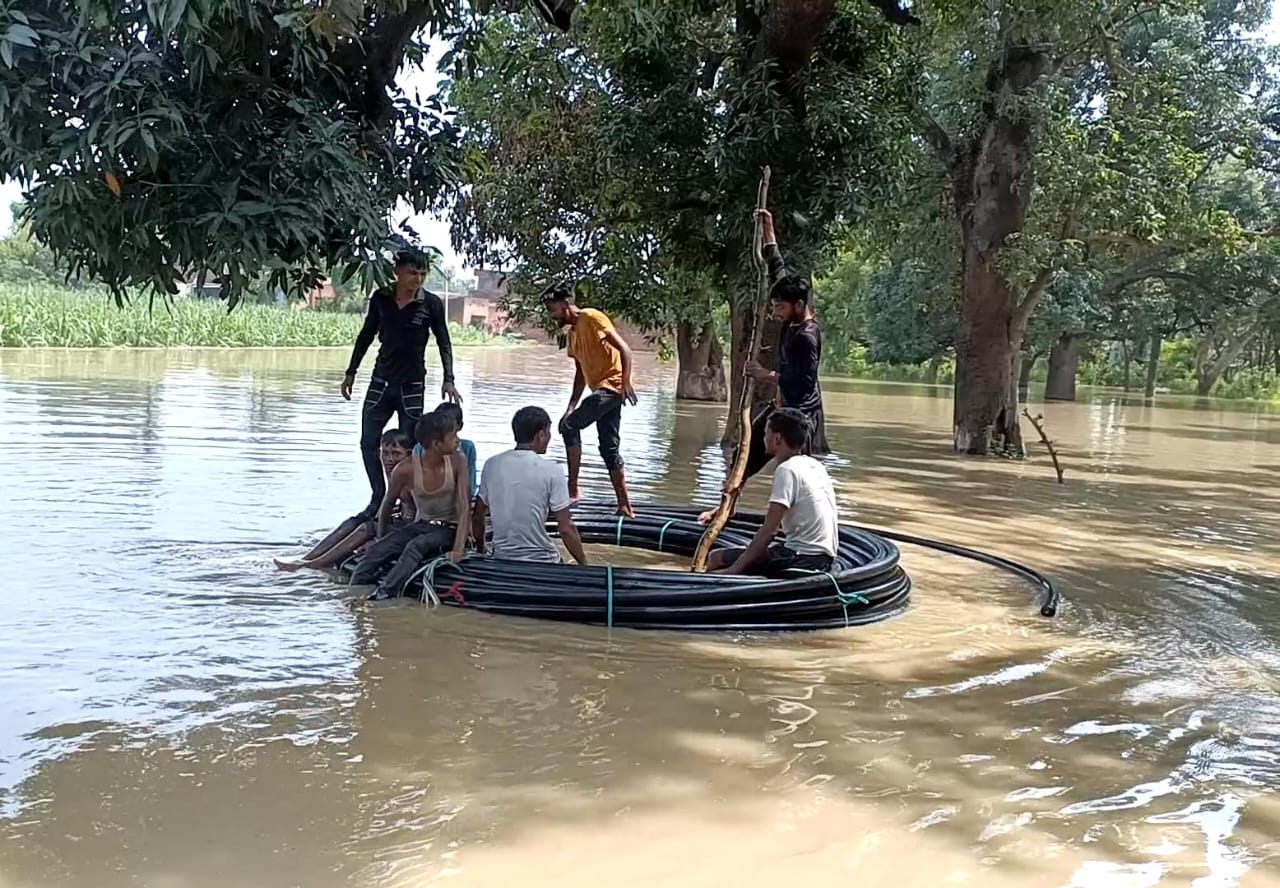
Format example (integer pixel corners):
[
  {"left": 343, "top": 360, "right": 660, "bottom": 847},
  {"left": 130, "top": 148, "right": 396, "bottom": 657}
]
[
  {"left": 567, "top": 308, "right": 624, "bottom": 393},
  {"left": 766, "top": 245, "right": 823, "bottom": 413},
  {"left": 769, "top": 455, "right": 838, "bottom": 557},
  {"left": 478, "top": 448, "right": 572, "bottom": 563},
  {"left": 345, "top": 287, "right": 454, "bottom": 385},
  {"left": 414, "top": 437, "right": 477, "bottom": 497}
]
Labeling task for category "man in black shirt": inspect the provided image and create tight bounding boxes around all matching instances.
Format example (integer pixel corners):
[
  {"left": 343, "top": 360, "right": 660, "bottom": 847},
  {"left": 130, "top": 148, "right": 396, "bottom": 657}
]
[
  {"left": 701, "top": 209, "right": 828, "bottom": 523},
  {"left": 742, "top": 208, "right": 828, "bottom": 477},
  {"left": 342, "top": 249, "right": 462, "bottom": 513}
]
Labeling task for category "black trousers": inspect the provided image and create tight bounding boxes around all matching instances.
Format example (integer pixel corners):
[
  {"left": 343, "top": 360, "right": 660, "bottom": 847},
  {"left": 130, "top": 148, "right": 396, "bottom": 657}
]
[
  {"left": 360, "top": 376, "right": 425, "bottom": 512},
  {"left": 559, "top": 388, "right": 625, "bottom": 471},
  {"left": 348, "top": 521, "right": 456, "bottom": 598}
]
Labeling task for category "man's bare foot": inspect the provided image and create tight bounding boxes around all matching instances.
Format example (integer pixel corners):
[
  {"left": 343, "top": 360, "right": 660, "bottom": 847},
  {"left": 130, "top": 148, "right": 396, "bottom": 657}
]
[
  {"left": 616, "top": 504, "right": 636, "bottom": 519},
  {"left": 273, "top": 557, "right": 306, "bottom": 572},
  {"left": 698, "top": 509, "right": 715, "bottom": 525}
]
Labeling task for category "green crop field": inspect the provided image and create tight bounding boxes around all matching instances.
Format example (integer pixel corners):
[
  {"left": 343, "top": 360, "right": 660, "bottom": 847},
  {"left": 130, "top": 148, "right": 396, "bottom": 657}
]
[{"left": 0, "top": 285, "right": 514, "bottom": 349}]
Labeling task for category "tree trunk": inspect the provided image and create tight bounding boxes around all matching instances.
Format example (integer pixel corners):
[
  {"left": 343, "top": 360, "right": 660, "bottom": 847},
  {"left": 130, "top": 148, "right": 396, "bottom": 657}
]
[
  {"left": 948, "top": 44, "right": 1051, "bottom": 455},
  {"left": 1017, "top": 351, "right": 1036, "bottom": 402},
  {"left": 675, "top": 319, "right": 728, "bottom": 402},
  {"left": 1121, "top": 340, "right": 1133, "bottom": 391},
  {"left": 1196, "top": 333, "right": 1254, "bottom": 396},
  {"left": 925, "top": 355, "right": 942, "bottom": 385},
  {"left": 722, "top": 300, "right": 779, "bottom": 446},
  {"left": 1144, "top": 333, "right": 1161, "bottom": 398},
  {"left": 953, "top": 264, "right": 1026, "bottom": 453},
  {"left": 1044, "top": 333, "right": 1081, "bottom": 401}
]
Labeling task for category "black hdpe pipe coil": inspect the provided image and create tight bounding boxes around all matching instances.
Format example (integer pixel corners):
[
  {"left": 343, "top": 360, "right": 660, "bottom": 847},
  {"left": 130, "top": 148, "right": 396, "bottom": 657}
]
[{"left": 342, "top": 504, "right": 1059, "bottom": 631}]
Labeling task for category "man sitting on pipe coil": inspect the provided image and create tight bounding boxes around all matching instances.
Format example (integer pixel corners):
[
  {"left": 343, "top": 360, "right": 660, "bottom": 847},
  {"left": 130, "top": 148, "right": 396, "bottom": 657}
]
[
  {"left": 471, "top": 406, "right": 590, "bottom": 566},
  {"left": 706, "top": 409, "right": 839, "bottom": 578}
]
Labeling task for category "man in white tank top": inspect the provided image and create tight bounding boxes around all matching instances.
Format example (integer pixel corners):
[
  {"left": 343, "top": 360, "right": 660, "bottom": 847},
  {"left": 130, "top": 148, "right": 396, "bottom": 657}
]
[
  {"left": 350, "top": 412, "right": 471, "bottom": 598},
  {"left": 706, "top": 408, "right": 838, "bottom": 577}
]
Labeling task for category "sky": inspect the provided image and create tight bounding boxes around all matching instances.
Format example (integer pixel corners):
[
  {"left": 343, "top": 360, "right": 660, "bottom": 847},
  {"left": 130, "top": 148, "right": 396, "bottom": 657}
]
[{"left": 6, "top": 3, "right": 1280, "bottom": 276}]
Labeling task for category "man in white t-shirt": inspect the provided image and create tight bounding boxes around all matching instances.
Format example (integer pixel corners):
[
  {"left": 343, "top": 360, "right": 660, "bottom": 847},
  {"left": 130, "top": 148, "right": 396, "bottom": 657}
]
[
  {"left": 471, "top": 406, "right": 589, "bottom": 565},
  {"left": 707, "top": 408, "right": 838, "bottom": 577}
]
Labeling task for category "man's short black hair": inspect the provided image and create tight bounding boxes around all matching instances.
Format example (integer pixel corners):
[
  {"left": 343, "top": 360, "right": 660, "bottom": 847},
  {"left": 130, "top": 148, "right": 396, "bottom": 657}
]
[
  {"left": 541, "top": 283, "right": 573, "bottom": 306},
  {"left": 434, "top": 402, "right": 463, "bottom": 431},
  {"left": 771, "top": 274, "right": 811, "bottom": 306},
  {"left": 394, "top": 249, "right": 427, "bottom": 271},
  {"left": 380, "top": 428, "right": 413, "bottom": 450},
  {"left": 415, "top": 411, "right": 452, "bottom": 448},
  {"left": 512, "top": 405, "right": 552, "bottom": 444},
  {"left": 767, "top": 408, "right": 811, "bottom": 449}
]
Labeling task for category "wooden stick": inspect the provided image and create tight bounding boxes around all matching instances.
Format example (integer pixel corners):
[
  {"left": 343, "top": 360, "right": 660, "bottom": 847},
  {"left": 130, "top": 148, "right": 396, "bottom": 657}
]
[
  {"left": 1021, "top": 408, "right": 1065, "bottom": 484},
  {"left": 691, "top": 166, "right": 772, "bottom": 572}
]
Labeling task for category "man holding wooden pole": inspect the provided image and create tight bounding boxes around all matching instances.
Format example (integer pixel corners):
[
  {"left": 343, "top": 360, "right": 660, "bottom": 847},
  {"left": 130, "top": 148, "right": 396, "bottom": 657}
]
[{"left": 698, "top": 205, "right": 829, "bottom": 524}]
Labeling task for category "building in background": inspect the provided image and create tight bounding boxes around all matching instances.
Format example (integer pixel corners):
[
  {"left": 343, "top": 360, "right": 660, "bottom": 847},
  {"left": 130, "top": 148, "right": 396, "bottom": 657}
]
[
  {"left": 443, "top": 269, "right": 653, "bottom": 350},
  {"left": 443, "top": 269, "right": 510, "bottom": 333}
]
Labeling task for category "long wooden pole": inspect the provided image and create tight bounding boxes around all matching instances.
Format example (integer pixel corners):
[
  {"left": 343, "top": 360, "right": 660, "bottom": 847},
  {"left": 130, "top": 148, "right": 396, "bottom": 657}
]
[{"left": 691, "top": 166, "right": 772, "bottom": 572}]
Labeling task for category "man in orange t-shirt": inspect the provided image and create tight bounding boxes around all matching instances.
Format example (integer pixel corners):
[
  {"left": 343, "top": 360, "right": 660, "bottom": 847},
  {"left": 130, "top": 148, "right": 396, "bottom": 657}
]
[{"left": 543, "top": 284, "right": 638, "bottom": 517}]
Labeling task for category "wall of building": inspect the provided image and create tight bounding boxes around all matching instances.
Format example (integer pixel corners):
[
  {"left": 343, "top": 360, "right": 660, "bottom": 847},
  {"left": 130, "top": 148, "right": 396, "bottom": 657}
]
[{"left": 441, "top": 269, "right": 658, "bottom": 351}]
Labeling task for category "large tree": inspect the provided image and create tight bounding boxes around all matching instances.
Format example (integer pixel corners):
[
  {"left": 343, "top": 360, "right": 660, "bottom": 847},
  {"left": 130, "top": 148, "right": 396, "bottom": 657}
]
[
  {"left": 0, "top": 0, "right": 581, "bottom": 303},
  {"left": 448, "top": 0, "right": 920, "bottom": 413},
  {"left": 906, "top": 0, "right": 1276, "bottom": 452}
]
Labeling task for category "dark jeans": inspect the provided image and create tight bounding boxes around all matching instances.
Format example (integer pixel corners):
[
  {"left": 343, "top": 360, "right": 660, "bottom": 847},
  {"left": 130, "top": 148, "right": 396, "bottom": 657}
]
[
  {"left": 560, "top": 388, "right": 624, "bottom": 471},
  {"left": 741, "top": 404, "right": 825, "bottom": 482},
  {"left": 360, "top": 376, "right": 425, "bottom": 512},
  {"left": 348, "top": 521, "right": 456, "bottom": 598},
  {"left": 718, "top": 544, "right": 833, "bottom": 578}
]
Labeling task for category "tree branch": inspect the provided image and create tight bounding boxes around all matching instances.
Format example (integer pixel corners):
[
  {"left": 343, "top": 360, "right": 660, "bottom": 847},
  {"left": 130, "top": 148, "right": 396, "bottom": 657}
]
[
  {"left": 918, "top": 109, "right": 955, "bottom": 171},
  {"left": 1015, "top": 266, "right": 1054, "bottom": 324},
  {"left": 698, "top": 52, "right": 726, "bottom": 92}
]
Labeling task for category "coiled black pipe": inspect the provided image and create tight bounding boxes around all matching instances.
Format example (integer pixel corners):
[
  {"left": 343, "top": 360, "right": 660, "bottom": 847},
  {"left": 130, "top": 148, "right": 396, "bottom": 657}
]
[{"left": 341, "top": 503, "right": 1058, "bottom": 630}]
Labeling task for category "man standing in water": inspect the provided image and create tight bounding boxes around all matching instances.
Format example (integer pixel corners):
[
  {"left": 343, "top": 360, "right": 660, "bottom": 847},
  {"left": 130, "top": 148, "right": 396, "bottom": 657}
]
[
  {"left": 342, "top": 249, "right": 463, "bottom": 515},
  {"left": 543, "top": 284, "right": 638, "bottom": 517},
  {"left": 702, "top": 208, "right": 828, "bottom": 523}
]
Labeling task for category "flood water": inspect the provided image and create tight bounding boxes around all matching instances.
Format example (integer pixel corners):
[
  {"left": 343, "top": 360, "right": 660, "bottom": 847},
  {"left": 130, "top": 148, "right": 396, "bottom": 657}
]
[{"left": 1, "top": 346, "right": 1278, "bottom": 888}]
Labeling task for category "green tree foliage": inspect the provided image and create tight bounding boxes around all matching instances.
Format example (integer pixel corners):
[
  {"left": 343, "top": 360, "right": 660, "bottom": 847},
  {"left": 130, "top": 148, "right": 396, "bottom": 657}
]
[
  {"left": 863, "top": 258, "right": 957, "bottom": 365},
  {"left": 837, "top": 0, "right": 1280, "bottom": 431},
  {"left": 0, "top": 214, "right": 65, "bottom": 286},
  {"left": 0, "top": 0, "right": 464, "bottom": 305},
  {"left": 447, "top": 0, "right": 921, "bottom": 404}
]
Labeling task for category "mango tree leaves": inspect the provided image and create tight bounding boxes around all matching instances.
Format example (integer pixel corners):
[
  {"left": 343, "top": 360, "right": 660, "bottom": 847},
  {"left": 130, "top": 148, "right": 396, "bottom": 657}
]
[{"left": 0, "top": 0, "right": 461, "bottom": 305}]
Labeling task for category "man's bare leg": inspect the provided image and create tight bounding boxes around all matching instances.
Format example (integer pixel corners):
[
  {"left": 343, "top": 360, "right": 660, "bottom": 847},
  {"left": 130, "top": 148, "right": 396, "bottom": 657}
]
[
  {"left": 298, "top": 515, "right": 365, "bottom": 562},
  {"left": 276, "top": 526, "right": 372, "bottom": 571},
  {"left": 609, "top": 467, "right": 635, "bottom": 518},
  {"left": 566, "top": 443, "right": 583, "bottom": 502}
]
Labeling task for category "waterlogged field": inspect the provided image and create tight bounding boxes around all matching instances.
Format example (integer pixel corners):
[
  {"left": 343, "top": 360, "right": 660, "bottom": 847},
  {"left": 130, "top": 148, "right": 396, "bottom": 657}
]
[{"left": 0, "top": 284, "right": 512, "bottom": 348}]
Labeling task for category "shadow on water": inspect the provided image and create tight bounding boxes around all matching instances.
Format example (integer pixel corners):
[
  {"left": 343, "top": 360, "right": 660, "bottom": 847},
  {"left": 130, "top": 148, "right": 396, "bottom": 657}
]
[{"left": 1, "top": 350, "right": 1279, "bottom": 886}]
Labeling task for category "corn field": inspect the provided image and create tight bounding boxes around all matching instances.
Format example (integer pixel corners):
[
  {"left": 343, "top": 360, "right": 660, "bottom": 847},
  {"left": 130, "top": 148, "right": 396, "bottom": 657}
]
[{"left": 0, "top": 285, "right": 511, "bottom": 348}]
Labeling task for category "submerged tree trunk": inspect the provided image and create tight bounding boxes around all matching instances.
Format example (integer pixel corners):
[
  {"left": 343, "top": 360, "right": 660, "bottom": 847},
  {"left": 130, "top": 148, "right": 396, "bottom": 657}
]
[
  {"left": 675, "top": 319, "right": 727, "bottom": 402},
  {"left": 1144, "top": 333, "right": 1161, "bottom": 398},
  {"left": 1044, "top": 333, "right": 1081, "bottom": 401},
  {"left": 722, "top": 301, "right": 778, "bottom": 446},
  {"left": 1120, "top": 340, "right": 1133, "bottom": 391},
  {"left": 1017, "top": 351, "right": 1036, "bottom": 402},
  {"left": 944, "top": 43, "right": 1052, "bottom": 455},
  {"left": 925, "top": 355, "right": 942, "bottom": 385},
  {"left": 1195, "top": 332, "right": 1254, "bottom": 397},
  {"left": 952, "top": 261, "right": 1027, "bottom": 452}
]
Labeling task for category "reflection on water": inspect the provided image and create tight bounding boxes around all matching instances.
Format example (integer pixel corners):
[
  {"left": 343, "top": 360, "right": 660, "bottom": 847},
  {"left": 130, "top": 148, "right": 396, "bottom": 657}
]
[{"left": 1, "top": 347, "right": 1279, "bottom": 887}]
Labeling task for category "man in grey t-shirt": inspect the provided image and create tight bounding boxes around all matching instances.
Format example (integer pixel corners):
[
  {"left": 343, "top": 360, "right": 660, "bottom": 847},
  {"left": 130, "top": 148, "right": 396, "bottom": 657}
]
[{"left": 472, "top": 406, "right": 589, "bottom": 565}]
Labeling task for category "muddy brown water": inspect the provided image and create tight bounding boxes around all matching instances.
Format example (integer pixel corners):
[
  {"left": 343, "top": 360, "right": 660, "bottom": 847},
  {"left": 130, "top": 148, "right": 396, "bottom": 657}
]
[{"left": 1, "top": 347, "right": 1278, "bottom": 887}]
